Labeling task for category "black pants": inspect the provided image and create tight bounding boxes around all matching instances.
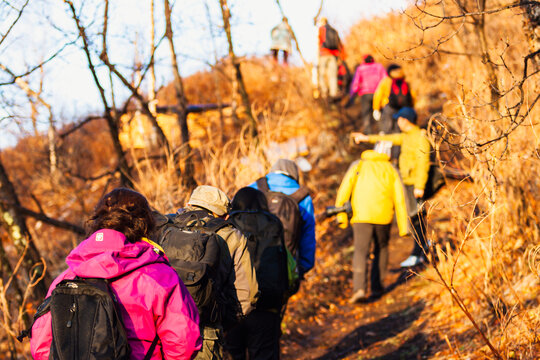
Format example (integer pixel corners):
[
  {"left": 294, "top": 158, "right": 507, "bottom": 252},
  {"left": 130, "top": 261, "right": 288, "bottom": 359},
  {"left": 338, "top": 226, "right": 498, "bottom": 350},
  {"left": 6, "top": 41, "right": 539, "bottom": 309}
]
[
  {"left": 225, "top": 309, "right": 281, "bottom": 360},
  {"left": 351, "top": 223, "right": 391, "bottom": 293},
  {"left": 359, "top": 94, "right": 375, "bottom": 134},
  {"left": 404, "top": 185, "right": 429, "bottom": 259},
  {"left": 271, "top": 49, "right": 288, "bottom": 64}
]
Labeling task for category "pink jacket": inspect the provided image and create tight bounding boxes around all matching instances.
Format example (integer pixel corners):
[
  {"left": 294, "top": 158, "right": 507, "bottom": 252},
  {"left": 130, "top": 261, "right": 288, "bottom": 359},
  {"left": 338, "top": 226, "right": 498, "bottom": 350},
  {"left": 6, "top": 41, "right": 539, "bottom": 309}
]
[
  {"left": 350, "top": 62, "right": 387, "bottom": 96},
  {"left": 30, "top": 229, "right": 202, "bottom": 360}
]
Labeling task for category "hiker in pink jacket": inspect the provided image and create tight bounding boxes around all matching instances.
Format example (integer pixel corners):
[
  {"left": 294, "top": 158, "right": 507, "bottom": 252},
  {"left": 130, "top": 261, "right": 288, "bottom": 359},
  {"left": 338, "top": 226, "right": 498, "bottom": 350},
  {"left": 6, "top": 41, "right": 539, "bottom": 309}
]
[
  {"left": 30, "top": 188, "right": 202, "bottom": 360},
  {"left": 347, "top": 55, "right": 387, "bottom": 134}
]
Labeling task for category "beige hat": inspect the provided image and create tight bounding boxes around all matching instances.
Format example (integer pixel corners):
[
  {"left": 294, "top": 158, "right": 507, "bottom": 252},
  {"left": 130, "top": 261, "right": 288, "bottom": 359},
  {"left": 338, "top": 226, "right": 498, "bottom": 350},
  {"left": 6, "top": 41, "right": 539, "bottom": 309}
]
[{"left": 188, "top": 185, "right": 231, "bottom": 216}]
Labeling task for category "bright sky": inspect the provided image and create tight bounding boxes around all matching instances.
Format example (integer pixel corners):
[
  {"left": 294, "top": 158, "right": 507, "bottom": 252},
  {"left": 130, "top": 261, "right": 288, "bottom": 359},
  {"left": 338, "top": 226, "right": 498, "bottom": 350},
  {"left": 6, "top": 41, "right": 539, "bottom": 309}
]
[{"left": 0, "top": 0, "right": 407, "bottom": 147}]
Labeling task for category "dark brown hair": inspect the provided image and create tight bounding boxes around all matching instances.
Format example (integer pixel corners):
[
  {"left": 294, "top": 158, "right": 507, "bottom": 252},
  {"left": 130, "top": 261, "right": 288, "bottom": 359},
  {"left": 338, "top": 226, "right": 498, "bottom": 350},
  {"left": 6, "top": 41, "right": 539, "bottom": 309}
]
[{"left": 86, "top": 188, "right": 155, "bottom": 243}]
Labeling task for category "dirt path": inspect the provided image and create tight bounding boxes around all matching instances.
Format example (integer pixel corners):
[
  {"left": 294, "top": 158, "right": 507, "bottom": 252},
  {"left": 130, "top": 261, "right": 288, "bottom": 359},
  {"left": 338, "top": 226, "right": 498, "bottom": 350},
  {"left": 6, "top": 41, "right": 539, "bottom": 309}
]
[{"left": 280, "top": 226, "right": 442, "bottom": 360}]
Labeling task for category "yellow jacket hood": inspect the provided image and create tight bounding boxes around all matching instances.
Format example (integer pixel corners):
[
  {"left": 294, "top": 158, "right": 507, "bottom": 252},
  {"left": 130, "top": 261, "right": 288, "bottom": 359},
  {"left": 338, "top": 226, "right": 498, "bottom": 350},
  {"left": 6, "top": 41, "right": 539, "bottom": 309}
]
[
  {"left": 335, "top": 156, "right": 408, "bottom": 236},
  {"left": 361, "top": 149, "right": 390, "bottom": 162}
]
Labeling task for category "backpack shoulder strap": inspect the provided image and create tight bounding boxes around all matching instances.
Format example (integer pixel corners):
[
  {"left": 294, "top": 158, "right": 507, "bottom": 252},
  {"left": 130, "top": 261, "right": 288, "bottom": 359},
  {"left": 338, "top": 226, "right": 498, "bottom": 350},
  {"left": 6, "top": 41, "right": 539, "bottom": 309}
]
[
  {"left": 143, "top": 334, "right": 160, "bottom": 360},
  {"left": 256, "top": 177, "right": 270, "bottom": 193},
  {"left": 17, "top": 296, "right": 52, "bottom": 341},
  {"left": 205, "top": 217, "right": 230, "bottom": 233},
  {"left": 290, "top": 186, "right": 309, "bottom": 203}
]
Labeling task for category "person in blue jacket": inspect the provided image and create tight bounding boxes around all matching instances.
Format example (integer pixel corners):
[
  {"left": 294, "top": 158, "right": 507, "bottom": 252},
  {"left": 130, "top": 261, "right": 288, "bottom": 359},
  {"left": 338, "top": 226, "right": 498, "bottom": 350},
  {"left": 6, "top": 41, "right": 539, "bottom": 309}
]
[{"left": 249, "top": 159, "right": 316, "bottom": 279}]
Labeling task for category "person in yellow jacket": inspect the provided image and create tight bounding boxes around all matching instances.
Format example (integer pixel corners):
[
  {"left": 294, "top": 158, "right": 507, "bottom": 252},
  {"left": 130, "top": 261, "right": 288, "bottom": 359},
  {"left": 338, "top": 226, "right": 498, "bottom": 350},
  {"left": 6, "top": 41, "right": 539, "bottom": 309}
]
[
  {"left": 372, "top": 64, "right": 416, "bottom": 134},
  {"left": 352, "top": 107, "right": 431, "bottom": 268},
  {"left": 335, "top": 142, "right": 408, "bottom": 303}
]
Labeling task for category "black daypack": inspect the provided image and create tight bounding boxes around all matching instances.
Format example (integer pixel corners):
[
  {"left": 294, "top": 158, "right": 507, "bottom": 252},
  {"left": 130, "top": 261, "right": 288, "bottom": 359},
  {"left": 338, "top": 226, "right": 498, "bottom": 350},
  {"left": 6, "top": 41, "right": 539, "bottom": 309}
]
[
  {"left": 322, "top": 24, "right": 340, "bottom": 50},
  {"left": 18, "top": 275, "right": 159, "bottom": 360},
  {"left": 388, "top": 78, "right": 413, "bottom": 109},
  {"left": 228, "top": 210, "right": 289, "bottom": 310},
  {"left": 256, "top": 177, "right": 309, "bottom": 257},
  {"left": 338, "top": 60, "right": 352, "bottom": 94},
  {"left": 153, "top": 210, "right": 225, "bottom": 325}
]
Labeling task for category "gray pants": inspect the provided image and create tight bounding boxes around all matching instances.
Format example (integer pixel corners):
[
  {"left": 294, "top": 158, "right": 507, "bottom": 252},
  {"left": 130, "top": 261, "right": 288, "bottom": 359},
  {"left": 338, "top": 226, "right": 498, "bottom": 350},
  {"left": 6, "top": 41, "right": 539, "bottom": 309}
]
[
  {"left": 359, "top": 94, "right": 375, "bottom": 134},
  {"left": 352, "top": 223, "right": 391, "bottom": 293},
  {"left": 379, "top": 105, "right": 398, "bottom": 134}
]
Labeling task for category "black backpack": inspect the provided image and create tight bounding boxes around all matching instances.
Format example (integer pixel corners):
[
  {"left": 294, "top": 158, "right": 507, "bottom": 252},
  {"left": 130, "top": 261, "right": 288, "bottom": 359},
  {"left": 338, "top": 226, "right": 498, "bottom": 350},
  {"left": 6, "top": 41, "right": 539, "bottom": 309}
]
[
  {"left": 228, "top": 210, "right": 289, "bottom": 310},
  {"left": 153, "top": 210, "right": 225, "bottom": 325},
  {"left": 256, "top": 177, "right": 309, "bottom": 257},
  {"left": 322, "top": 24, "right": 340, "bottom": 50},
  {"left": 18, "top": 274, "right": 159, "bottom": 360},
  {"left": 388, "top": 78, "right": 413, "bottom": 109}
]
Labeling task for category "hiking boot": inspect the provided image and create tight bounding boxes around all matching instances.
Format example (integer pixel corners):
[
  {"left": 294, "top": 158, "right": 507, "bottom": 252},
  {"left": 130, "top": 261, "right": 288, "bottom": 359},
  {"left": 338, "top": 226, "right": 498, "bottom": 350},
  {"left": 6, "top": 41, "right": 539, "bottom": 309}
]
[
  {"left": 400, "top": 255, "right": 425, "bottom": 268},
  {"left": 348, "top": 289, "right": 367, "bottom": 304}
]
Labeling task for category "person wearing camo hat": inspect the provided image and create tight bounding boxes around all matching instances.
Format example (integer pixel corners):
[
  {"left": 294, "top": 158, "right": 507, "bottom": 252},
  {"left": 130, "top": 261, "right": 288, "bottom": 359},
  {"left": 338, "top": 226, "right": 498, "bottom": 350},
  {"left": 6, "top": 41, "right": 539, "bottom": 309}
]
[{"left": 151, "top": 185, "right": 258, "bottom": 360}]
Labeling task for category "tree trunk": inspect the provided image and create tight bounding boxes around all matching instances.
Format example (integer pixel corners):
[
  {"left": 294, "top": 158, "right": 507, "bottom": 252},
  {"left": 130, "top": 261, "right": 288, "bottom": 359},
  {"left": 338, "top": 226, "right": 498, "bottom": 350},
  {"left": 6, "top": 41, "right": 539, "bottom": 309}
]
[
  {"left": 219, "top": 0, "right": 257, "bottom": 138},
  {"left": 163, "top": 0, "right": 197, "bottom": 189},
  {"left": 468, "top": 0, "right": 501, "bottom": 108},
  {"left": 204, "top": 0, "right": 226, "bottom": 144},
  {"left": 0, "top": 157, "right": 48, "bottom": 298},
  {"left": 149, "top": 0, "right": 157, "bottom": 118},
  {"left": 521, "top": 0, "right": 540, "bottom": 71},
  {"left": 230, "top": 66, "right": 239, "bottom": 125}
]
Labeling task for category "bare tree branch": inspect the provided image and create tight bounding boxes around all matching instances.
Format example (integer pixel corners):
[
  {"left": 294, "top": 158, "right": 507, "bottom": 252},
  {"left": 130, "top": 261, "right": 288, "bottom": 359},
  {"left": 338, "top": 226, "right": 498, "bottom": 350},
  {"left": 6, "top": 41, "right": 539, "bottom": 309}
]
[
  {"left": 63, "top": 0, "right": 133, "bottom": 187},
  {"left": 0, "top": 0, "right": 29, "bottom": 48}
]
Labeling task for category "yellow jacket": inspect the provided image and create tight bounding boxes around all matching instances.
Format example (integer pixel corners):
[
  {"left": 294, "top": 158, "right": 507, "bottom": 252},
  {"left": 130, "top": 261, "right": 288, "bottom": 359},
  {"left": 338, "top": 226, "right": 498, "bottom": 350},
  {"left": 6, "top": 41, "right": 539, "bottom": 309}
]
[
  {"left": 372, "top": 71, "right": 417, "bottom": 111},
  {"left": 335, "top": 150, "right": 408, "bottom": 236},
  {"left": 368, "top": 125, "right": 431, "bottom": 190}
]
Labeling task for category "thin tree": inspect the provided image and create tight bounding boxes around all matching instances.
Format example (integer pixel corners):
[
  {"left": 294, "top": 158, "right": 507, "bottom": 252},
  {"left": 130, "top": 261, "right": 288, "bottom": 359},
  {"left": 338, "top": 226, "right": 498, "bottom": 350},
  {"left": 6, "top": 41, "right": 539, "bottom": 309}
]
[
  {"left": 219, "top": 0, "right": 258, "bottom": 137},
  {"left": 163, "top": 0, "right": 197, "bottom": 189},
  {"left": 64, "top": 0, "right": 134, "bottom": 187},
  {"left": 313, "top": 0, "right": 324, "bottom": 25},
  {"left": 205, "top": 0, "right": 226, "bottom": 145},
  {"left": 0, "top": 156, "right": 49, "bottom": 298},
  {"left": 520, "top": 0, "right": 540, "bottom": 71},
  {"left": 149, "top": 0, "right": 158, "bottom": 117}
]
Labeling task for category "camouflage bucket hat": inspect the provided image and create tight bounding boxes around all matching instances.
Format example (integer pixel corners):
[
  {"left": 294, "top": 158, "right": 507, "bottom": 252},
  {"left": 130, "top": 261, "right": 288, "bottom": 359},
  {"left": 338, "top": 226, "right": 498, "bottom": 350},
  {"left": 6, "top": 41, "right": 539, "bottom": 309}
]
[{"left": 188, "top": 185, "right": 231, "bottom": 216}]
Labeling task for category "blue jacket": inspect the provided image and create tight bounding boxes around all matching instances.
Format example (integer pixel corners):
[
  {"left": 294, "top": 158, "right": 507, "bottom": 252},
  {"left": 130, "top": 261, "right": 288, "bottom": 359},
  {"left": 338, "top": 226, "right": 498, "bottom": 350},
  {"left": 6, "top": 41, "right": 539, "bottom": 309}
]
[{"left": 250, "top": 173, "right": 316, "bottom": 277}]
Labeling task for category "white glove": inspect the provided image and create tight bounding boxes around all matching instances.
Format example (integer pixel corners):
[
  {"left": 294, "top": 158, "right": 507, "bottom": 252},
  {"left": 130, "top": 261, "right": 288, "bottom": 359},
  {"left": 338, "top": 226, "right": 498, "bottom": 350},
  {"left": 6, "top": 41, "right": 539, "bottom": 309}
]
[{"left": 373, "top": 110, "right": 381, "bottom": 121}]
